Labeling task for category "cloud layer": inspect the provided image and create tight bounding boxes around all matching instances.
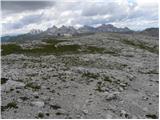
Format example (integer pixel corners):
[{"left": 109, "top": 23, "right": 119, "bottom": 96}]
[{"left": 1, "top": 0, "right": 159, "bottom": 35}]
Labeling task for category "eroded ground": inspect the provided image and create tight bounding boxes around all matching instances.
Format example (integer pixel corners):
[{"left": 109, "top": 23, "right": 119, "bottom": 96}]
[{"left": 1, "top": 33, "right": 159, "bottom": 119}]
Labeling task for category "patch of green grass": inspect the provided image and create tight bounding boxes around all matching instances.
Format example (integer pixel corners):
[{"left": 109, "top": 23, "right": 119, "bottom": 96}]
[
  {"left": 25, "top": 82, "right": 41, "bottom": 91},
  {"left": 6, "top": 101, "right": 18, "bottom": 109},
  {"left": 1, "top": 78, "right": 8, "bottom": 84},
  {"left": 104, "top": 48, "right": 120, "bottom": 55},
  {"left": 22, "top": 44, "right": 82, "bottom": 55},
  {"left": 50, "top": 104, "right": 61, "bottom": 110},
  {"left": 55, "top": 112, "right": 64, "bottom": 116},
  {"left": 145, "top": 114, "right": 158, "bottom": 119},
  {"left": 146, "top": 70, "right": 159, "bottom": 74},
  {"left": 42, "top": 38, "right": 66, "bottom": 44},
  {"left": 108, "top": 63, "right": 128, "bottom": 70},
  {"left": 140, "top": 69, "right": 159, "bottom": 74},
  {"left": 46, "top": 113, "right": 50, "bottom": 116},
  {"left": 82, "top": 72, "right": 99, "bottom": 79},
  {"left": 122, "top": 39, "right": 158, "bottom": 54},
  {"left": 95, "top": 81, "right": 105, "bottom": 92},
  {"left": 1, "top": 43, "right": 108, "bottom": 56},
  {"left": 86, "top": 46, "right": 105, "bottom": 53},
  {"left": 1, "top": 44, "right": 22, "bottom": 55},
  {"left": 19, "top": 96, "right": 29, "bottom": 101},
  {"left": 1, "top": 101, "right": 18, "bottom": 111},
  {"left": 103, "top": 76, "right": 112, "bottom": 82},
  {"left": 57, "top": 44, "right": 81, "bottom": 53},
  {"left": 37, "top": 112, "right": 44, "bottom": 118}
]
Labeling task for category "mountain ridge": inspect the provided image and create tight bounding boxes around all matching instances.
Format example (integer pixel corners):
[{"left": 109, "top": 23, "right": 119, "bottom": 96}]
[{"left": 1, "top": 24, "right": 158, "bottom": 42}]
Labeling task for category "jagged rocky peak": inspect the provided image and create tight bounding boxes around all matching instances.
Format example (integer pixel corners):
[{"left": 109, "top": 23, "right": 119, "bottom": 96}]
[
  {"left": 96, "top": 24, "right": 132, "bottom": 32},
  {"left": 96, "top": 24, "right": 117, "bottom": 32},
  {"left": 98, "top": 24, "right": 114, "bottom": 28},
  {"left": 59, "top": 25, "right": 67, "bottom": 29},
  {"left": 140, "top": 28, "right": 159, "bottom": 37},
  {"left": 124, "top": 27, "right": 130, "bottom": 29},
  {"left": 82, "top": 25, "right": 95, "bottom": 29},
  {"left": 104, "top": 24, "right": 114, "bottom": 27},
  {"left": 28, "top": 24, "right": 132, "bottom": 37},
  {"left": 68, "top": 26, "right": 77, "bottom": 30},
  {"left": 29, "top": 29, "right": 43, "bottom": 35},
  {"left": 57, "top": 25, "right": 77, "bottom": 34},
  {"left": 46, "top": 25, "right": 58, "bottom": 33},
  {"left": 78, "top": 25, "right": 96, "bottom": 33},
  {"left": 122, "top": 27, "right": 130, "bottom": 30}
]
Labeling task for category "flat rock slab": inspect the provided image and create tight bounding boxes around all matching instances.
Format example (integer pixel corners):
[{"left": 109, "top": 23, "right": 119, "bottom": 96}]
[{"left": 1, "top": 80, "right": 25, "bottom": 92}]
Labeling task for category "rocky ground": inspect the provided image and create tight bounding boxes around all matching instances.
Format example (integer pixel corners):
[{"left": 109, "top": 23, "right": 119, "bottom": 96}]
[{"left": 1, "top": 33, "right": 159, "bottom": 119}]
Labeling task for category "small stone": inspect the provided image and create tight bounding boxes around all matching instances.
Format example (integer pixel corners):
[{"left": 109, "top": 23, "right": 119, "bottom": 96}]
[
  {"left": 82, "top": 109, "right": 88, "bottom": 114},
  {"left": 143, "top": 107, "right": 149, "bottom": 112},
  {"left": 120, "top": 110, "right": 131, "bottom": 118},
  {"left": 56, "top": 109, "right": 69, "bottom": 116},
  {"left": 119, "top": 83, "right": 126, "bottom": 87},
  {"left": 57, "top": 109, "right": 68, "bottom": 115},
  {"left": 132, "top": 115, "right": 138, "bottom": 119},
  {"left": 32, "top": 92, "right": 39, "bottom": 96},
  {"left": 105, "top": 114, "right": 113, "bottom": 119},
  {"left": 76, "top": 115, "right": 81, "bottom": 118},
  {"left": 105, "top": 87, "right": 110, "bottom": 92},
  {"left": 105, "top": 92, "right": 120, "bottom": 100},
  {"left": 119, "top": 87, "right": 124, "bottom": 92},
  {"left": 41, "top": 86, "right": 46, "bottom": 89},
  {"left": 142, "top": 96, "right": 148, "bottom": 101},
  {"left": 1, "top": 80, "right": 25, "bottom": 92},
  {"left": 41, "top": 96, "right": 49, "bottom": 100},
  {"left": 31, "top": 101, "right": 44, "bottom": 107},
  {"left": 120, "top": 110, "right": 127, "bottom": 115},
  {"left": 50, "top": 97, "right": 54, "bottom": 100},
  {"left": 17, "top": 99, "right": 23, "bottom": 103}
]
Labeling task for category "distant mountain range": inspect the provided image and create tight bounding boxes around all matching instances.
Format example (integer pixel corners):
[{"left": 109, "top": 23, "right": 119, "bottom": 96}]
[
  {"left": 1, "top": 24, "right": 158, "bottom": 42},
  {"left": 139, "top": 28, "right": 159, "bottom": 37}
]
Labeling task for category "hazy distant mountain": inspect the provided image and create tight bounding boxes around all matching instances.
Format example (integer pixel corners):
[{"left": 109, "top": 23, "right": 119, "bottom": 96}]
[
  {"left": 30, "top": 24, "right": 133, "bottom": 36},
  {"left": 42, "top": 25, "right": 77, "bottom": 36},
  {"left": 96, "top": 24, "right": 132, "bottom": 33},
  {"left": 96, "top": 24, "right": 117, "bottom": 32},
  {"left": 3, "top": 24, "right": 158, "bottom": 42},
  {"left": 57, "top": 25, "right": 77, "bottom": 35},
  {"left": 45, "top": 25, "right": 58, "bottom": 35},
  {"left": 140, "top": 28, "right": 159, "bottom": 37},
  {"left": 78, "top": 25, "right": 96, "bottom": 33},
  {"left": 29, "top": 29, "right": 43, "bottom": 35},
  {"left": 1, "top": 36, "right": 11, "bottom": 41}
]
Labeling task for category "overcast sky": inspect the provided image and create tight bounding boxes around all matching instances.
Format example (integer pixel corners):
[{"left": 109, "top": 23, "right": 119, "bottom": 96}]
[{"left": 1, "top": 0, "right": 159, "bottom": 36}]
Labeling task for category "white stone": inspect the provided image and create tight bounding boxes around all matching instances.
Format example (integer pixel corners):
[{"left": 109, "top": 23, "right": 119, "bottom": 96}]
[
  {"left": 31, "top": 101, "right": 44, "bottom": 107},
  {"left": 105, "top": 92, "right": 120, "bottom": 100},
  {"left": 1, "top": 80, "right": 25, "bottom": 92}
]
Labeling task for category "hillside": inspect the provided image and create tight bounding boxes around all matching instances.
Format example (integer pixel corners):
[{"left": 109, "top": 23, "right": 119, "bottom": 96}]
[
  {"left": 140, "top": 28, "right": 159, "bottom": 37},
  {"left": 1, "top": 32, "right": 159, "bottom": 119},
  {"left": 1, "top": 24, "right": 133, "bottom": 42}
]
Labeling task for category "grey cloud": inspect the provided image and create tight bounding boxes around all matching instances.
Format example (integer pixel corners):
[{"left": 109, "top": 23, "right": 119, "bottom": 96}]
[
  {"left": 2, "top": 0, "right": 159, "bottom": 35},
  {"left": 1, "top": 1, "right": 55, "bottom": 14},
  {"left": 81, "top": 2, "right": 128, "bottom": 16},
  {"left": 3, "top": 13, "right": 44, "bottom": 30},
  {"left": 72, "top": 16, "right": 109, "bottom": 26},
  {"left": 80, "top": 2, "right": 133, "bottom": 25},
  {"left": 81, "top": 1, "right": 158, "bottom": 27}
]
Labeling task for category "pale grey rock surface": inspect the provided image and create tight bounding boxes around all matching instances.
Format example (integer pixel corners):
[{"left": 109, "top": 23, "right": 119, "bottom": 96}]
[{"left": 1, "top": 33, "right": 158, "bottom": 119}]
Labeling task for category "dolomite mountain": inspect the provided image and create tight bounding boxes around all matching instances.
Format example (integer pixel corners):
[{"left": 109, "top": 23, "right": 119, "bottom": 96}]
[
  {"left": 1, "top": 24, "right": 159, "bottom": 119},
  {"left": 30, "top": 24, "right": 133, "bottom": 36}
]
